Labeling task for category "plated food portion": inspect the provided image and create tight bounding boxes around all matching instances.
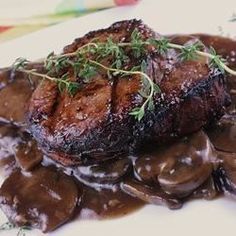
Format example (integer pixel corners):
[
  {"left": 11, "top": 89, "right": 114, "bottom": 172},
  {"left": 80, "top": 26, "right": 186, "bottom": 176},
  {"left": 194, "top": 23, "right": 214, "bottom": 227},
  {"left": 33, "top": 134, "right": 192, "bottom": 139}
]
[{"left": 0, "top": 19, "right": 236, "bottom": 233}]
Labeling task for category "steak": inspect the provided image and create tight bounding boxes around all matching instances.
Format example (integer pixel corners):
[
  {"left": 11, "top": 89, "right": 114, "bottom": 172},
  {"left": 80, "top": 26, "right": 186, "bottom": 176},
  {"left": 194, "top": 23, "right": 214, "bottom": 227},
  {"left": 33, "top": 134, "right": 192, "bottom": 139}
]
[{"left": 27, "top": 20, "right": 231, "bottom": 166}]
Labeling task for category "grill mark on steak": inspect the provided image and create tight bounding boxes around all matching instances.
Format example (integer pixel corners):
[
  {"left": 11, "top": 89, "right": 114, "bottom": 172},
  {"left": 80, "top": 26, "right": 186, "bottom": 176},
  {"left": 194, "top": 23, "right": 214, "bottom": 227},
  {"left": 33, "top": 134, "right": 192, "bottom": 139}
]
[
  {"left": 27, "top": 20, "right": 231, "bottom": 166},
  {"left": 109, "top": 78, "right": 117, "bottom": 121}
]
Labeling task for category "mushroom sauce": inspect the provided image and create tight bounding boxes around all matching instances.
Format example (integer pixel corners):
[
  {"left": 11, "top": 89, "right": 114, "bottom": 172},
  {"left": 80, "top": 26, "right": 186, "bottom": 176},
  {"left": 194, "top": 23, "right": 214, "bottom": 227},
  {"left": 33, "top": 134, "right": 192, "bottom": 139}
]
[{"left": 0, "top": 35, "right": 236, "bottom": 233}]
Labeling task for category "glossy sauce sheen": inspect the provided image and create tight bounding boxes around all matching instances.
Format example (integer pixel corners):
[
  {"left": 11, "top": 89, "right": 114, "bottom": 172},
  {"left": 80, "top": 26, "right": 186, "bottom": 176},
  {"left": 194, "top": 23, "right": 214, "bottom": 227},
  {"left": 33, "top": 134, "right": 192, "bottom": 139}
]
[{"left": 0, "top": 35, "right": 236, "bottom": 233}]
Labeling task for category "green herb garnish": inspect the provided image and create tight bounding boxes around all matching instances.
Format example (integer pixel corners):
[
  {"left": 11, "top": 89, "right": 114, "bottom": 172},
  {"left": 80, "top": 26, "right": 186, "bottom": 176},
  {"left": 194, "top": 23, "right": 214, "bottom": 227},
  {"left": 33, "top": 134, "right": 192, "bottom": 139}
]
[
  {"left": 0, "top": 222, "right": 31, "bottom": 236},
  {"left": 12, "top": 29, "right": 236, "bottom": 121},
  {"left": 0, "top": 221, "right": 16, "bottom": 230}
]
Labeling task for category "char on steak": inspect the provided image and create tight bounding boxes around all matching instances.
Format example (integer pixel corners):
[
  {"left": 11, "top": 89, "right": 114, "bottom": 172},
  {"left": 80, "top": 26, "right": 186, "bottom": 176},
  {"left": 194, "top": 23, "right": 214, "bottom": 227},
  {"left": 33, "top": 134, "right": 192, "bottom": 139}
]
[{"left": 27, "top": 19, "right": 231, "bottom": 166}]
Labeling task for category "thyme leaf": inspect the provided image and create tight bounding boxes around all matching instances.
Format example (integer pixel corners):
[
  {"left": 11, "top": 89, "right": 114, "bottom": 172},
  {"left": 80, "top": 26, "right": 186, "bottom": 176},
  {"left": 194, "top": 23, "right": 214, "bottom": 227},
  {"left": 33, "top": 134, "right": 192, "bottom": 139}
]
[
  {"left": 178, "top": 42, "right": 202, "bottom": 61},
  {"left": 0, "top": 222, "right": 31, "bottom": 236},
  {"left": 130, "top": 28, "right": 147, "bottom": 58},
  {"left": 17, "top": 226, "right": 31, "bottom": 236},
  {"left": 12, "top": 29, "right": 236, "bottom": 121},
  {"left": 148, "top": 37, "right": 170, "bottom": 55},
  {"left": 12, "top": 58, "right": 29, "bottom": 71},
  {"left": 0, "top": 221, "right": 15, "bottom": 230},
  {"left": 209, "top": 46, "right": 227, "bottom": 73}
]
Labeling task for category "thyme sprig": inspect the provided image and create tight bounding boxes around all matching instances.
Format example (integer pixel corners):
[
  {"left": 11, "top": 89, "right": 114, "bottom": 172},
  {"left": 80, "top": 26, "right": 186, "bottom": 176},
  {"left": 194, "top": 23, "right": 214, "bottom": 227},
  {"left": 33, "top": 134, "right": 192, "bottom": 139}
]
[
  {"left": 13, "top": 58, "right": 80, "bottom": 96},
  {"left": 178, "top": 42, "right": 203, "bottom": 61},
  {"left": 12, "top": 29, "right": 236, "bottom": 121},
  {"left": 89, "top": 59, "right": 160, "bottom": 120},
  {"left": 0, "top": 221, "right": 15, "bottom": 230},
  {"left": 0, "top": 222, "right": 30, "bottom": 236},
  {"left": 167, "top": 42, "right": 236, "bottom": 75}
]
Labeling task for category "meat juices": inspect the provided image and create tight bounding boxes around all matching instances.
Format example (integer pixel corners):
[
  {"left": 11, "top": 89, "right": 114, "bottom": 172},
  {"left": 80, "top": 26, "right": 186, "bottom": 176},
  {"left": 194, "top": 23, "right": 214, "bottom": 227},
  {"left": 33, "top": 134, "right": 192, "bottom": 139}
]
[{"left": 0, "top": 20, "right": 236, "bottom": 233}]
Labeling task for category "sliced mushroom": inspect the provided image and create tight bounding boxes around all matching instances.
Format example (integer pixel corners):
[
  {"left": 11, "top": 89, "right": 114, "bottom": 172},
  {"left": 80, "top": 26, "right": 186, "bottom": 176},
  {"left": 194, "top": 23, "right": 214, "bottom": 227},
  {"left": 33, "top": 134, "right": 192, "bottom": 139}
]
[
  {"left": 207, "top": 114, "right": 236, "bottom": 153},
  {"left": 216, "top": 151, "right": 236, "bottom": 193},
  {"left": 74, "top": 157, "right": 131, "bottom": 184},
  {"left": 0, "top": 72, "right": 33, "bottom": 127},
  {"left": 79, "top": 185, "right": 143, "bottom": 219},
  {"left": 15, "top": 139, "right": 43, "bottom": 171},
  {"left": 158, "top": 132, "right": 214, "bottom": 197},
  {"left": 120, "top": 179, "right": 182, "bottom": 209},
  {"left": 0, "top": 66, "right": 43, "bottom": 126},
  {"left": 0, "top": 126, "right": 19, "bottom": 176},
  {"left": 191, "top": 176, "right": 218, "bottom": 200},
  {"left": 133, "top": 150, "right": 167, "bottom": 183},
  {"left": 0, "top": 166, "right": 81, "bottom": 232},
  {"left": 134, "top": 131, "right": 214, "bottom": 197},
  {"left": 0, "top": 126, "right": 20, "bottom": 158}
]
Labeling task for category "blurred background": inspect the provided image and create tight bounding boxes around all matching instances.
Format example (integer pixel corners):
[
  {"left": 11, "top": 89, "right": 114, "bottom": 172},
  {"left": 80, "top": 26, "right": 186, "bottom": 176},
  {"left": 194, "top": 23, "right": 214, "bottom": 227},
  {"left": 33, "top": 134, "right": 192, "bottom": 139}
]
[
  {"left": 0, "top": 0, "right": 139, "bottom": 43},
  {"left": 0, "top": 0, "right": 235, "bottom": 67}
]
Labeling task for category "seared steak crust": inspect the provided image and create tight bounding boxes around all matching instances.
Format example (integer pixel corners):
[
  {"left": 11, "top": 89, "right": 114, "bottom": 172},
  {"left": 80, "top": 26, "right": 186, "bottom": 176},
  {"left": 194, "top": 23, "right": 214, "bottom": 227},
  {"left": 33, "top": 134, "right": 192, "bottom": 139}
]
[{"left": 27, "top": 20, "right": 231, "bottom": 166}]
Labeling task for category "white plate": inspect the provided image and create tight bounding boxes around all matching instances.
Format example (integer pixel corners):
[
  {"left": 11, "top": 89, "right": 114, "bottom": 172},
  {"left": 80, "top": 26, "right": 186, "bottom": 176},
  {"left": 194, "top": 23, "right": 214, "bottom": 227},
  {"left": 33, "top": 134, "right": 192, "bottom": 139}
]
[{"left": 0, "top": 0, "right": 236, "bottom": 235}]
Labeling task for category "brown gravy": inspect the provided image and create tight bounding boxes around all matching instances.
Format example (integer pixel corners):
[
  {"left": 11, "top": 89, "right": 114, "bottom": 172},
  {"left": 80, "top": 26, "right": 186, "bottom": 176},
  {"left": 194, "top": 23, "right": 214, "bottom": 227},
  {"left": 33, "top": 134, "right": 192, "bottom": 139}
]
[{"left": 0, "top": 34, "right": 236, "bottom": 233}]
